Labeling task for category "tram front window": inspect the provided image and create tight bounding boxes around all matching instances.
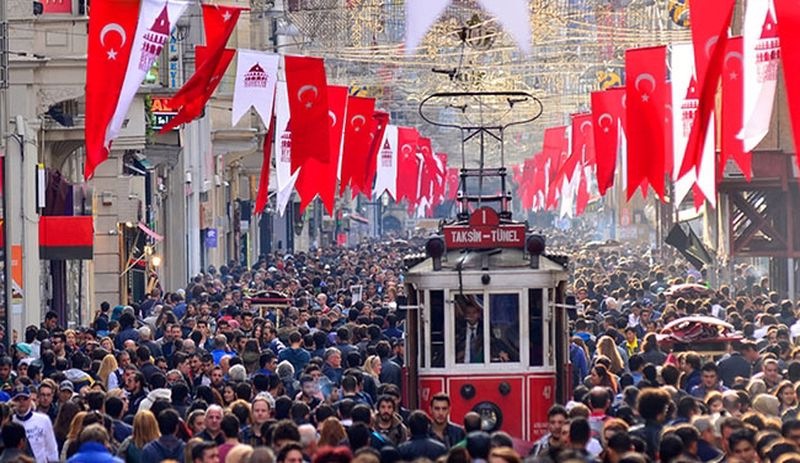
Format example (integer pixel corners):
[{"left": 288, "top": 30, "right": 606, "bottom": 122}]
[
  {"left": 454, "top": 293, "right": 520, "bottom": 364},
  {"left": 489, "top": 294, "right": 520, "bottom": 363},
  {"left": 455, "top": 294, "right": 485, "bottom": 364}
]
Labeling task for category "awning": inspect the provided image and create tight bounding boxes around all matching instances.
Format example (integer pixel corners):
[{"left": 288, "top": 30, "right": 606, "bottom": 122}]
[
  {"left": 39, "top": 216, "right": 93, "bottom": 260},
  {"left": 138, "top": 222, "right": 164, "bottom": 242}
]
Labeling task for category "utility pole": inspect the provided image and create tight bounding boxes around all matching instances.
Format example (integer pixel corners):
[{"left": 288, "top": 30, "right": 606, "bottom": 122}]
[{"left": 0, "top": 0, "right": 9, "bottom": 348}]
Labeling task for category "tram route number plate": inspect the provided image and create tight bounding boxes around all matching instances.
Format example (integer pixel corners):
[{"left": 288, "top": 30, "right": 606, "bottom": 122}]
[{"left": 443, "top": 207, "right": 526, "bottom": 249}]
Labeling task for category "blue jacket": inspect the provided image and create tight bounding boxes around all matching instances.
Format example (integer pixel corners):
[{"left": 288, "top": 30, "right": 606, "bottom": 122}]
[
  {"left": 141, "top": 435, "right": 185, "bottom": 462},
  {"left": 67, "top": 442, "right": 123, "bottom": 463},
  {"left": 278, "top": 347, "right": 311, "bottom": 376}
]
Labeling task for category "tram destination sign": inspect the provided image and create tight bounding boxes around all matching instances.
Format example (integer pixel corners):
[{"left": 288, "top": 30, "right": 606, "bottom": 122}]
[{"left": 443, "top": 207, "right": 526, "bottom": 249}]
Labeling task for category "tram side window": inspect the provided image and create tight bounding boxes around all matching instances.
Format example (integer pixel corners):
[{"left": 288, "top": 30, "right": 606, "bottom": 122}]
[
  {"left": 430, "top": 290, "right": 445, "bottom": 368},
  {"left": 419, "top": 290, "right": 426, "bottom": 368},
  {"left": 454, "top": 293, "right": 485, "bottom": 364},
  {"left": 529, "top": 289, "right": 544, "bottom": 366},
  {"left": 489, "top": 294, "right": 520, "bottom": 363}
]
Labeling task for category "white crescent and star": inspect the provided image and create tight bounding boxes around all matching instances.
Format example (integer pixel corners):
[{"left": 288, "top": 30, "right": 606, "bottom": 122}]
[
  {"left": 100, "top": 23, "right": 126, "bottom": 61},
  {"left": 634, "top": 73, "right": 656, "bottom": 102},
  {"left": 328, "top": 110, "right": 337, "bottom": 128},
  {"left": 401, "top": 144, "right": 413, "bottom": 155},
  {"left": 350, "top": 115, "right": 366, "bottom": 131},
  {"left": 579, "top": 120, "right": 592, "bottom": 134},
  {"left": 598, "top": 113, "right": 613, "bottom": 133},
  {"left": 297, "top": 85, "right": 319, "bottom": 109},
  {"left": 725, "top": 51, "right": 743, "bottom": 80},
  {"left": 705, "top": 37, "right": 719, "bottom": 58}
]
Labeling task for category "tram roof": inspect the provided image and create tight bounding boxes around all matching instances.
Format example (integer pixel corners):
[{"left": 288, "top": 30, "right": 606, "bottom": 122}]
[{"left": 404, "top": 247, "right": 568, "bottom": 276}]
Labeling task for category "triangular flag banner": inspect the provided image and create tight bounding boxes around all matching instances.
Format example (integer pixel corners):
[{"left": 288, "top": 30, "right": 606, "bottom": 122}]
[
  {"left": 775, "top": 0, "right": 800, "bottom": 176},
  {"left": 161, "top": 4, "right": 244, "bottom": 132},
  {"left": 740, "top": 0, "right": 780, "bottom": 152},
  {"left": 405, "top": 0, "right": 451, "bottom": 53},
  {"left": 285, "top": 55, "right": 332, "bottom": 169},
  {"left": 591, "top": 87, "right": 625, "bottom": 196},
  {"left": 232, "top": 50, "right": 279, "bottom": 127},
  {"left": 85, "top": 0, "right": 142, "bottom": 179},
  {"left": 670, "top": 43, "right": 716, "bottom": 209},
  {"left": 254, "top": 112, "right": 275, "bottom": 215},
  {"left": 294, "top": 85, "right": 346, "bottom": 214},
  {"left": 108, "top": 0, "right": 189, "bottom": 145},
  {"left": 720, "top": 36, "right": 751, "bottom": 181},
  {"left": 274, "top": 81, "right": 298, "bottom": 217},
  {"left": 475, "top": 0, "right": 532, "bottom": 54},
  {"left": 626, "top": 46, "right": 667, "bottom": 200},
  {"left": 679, "top": 0, "right": 734, "bottom": 178},
  {"left": 373, "top": 125, "right": 398, "bottom": 200}
]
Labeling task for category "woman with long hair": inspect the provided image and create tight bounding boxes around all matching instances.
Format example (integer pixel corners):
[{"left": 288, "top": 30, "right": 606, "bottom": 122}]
[
  {"left": 97, "top": 354, "right": 120, "bottom": 390},
  {"left": 639, "top": 332, "right": 668, "bottom": 365},
  {"left": 776, "top": 380, "right": 798, "bottom": 416},
  {"left": 118, "top": 410, "right": 161, "bottom": 463},
  {"left": 589, "top": 364, "right": 619, "bottom": 393},
  {"left": 595, "top": 336, "right": 626, "bottom": 375},
  {"left": 222, "top": 383, "right": 237, "bottom": 407},
  {"left": 60, "top": 411, "right": 87, "bottom": 461},
  {"left": 52, "top": 400, "right": 81, "bottom": 452}
]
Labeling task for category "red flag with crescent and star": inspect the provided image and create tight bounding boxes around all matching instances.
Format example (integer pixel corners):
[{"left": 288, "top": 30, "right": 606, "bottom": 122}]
[
  {"left": 445, "top": 167, "right": 459, "bottom": 201},
  {"left": 543, "top": 126, "right": 569, "bottom": 210},
  {"left": 293, "top": 85, "right": 345, "bottom": 214},
  {"left": 160, "top": 4, "right": 244, "bottom": 133},
  {"left": 571, "top": 112, "right": 596, "bottom": 166},
  {"left": 340, "top": 96, "right": 376, "bottom": 195},
  {"left": 720, "top": 36, "right": 751, "bottom": 181},
  {"left": 356, "top": 111, "right": 390, "bottom": 196},
  {"left": 396, "top": 127, "right": 420, "bottom": 205},
  {"left": 285, "top": 55, "right": 332, "bottom": 170},
  {"left": 626, "top": 45, "right": 667, "bottom": 200},
  {"left": 591, "top": 87, "right": 625, "bottom": 196},
  {"left": 679, "top": 0, "right": 735, "bottom": 178},
  {"left": 85, "top": 0, "right": 142, "bottom": 179}
]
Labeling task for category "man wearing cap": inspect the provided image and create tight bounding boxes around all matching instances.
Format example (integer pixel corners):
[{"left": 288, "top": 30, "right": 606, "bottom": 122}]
[{"left": 11, "top": 384, "right": 58, "bottom": 462}]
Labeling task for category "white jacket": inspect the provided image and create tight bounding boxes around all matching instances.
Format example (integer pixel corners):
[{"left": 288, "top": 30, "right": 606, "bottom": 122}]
[{"left": 13, "top": 411, "right": 59, "bottom": 462}]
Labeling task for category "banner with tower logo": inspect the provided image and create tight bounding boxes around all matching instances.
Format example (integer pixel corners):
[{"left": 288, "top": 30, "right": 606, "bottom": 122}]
[{"left": 232, "top": 50, "right": 280, "bottom": 127}]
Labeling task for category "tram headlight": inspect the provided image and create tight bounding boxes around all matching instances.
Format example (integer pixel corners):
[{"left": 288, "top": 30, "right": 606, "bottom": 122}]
[
  {"left": 425, "top": 236, "right": 445, "bottom": 271},
  {"left": 526, "top": 234, "right": 546, "bottom": 269},
  {"left": 472, "top": 401, "right": 503, "bottom": 432}
]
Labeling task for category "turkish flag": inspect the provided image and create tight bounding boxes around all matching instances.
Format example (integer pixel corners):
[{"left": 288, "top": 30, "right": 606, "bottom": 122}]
[
  {"left": 340, "top": 96, "right": 376, "bottom": 195},
  {"left": 571, "top": 113, "right": 595, "bottom": 166},
  {"left": 85, "top": 0, "right": 141, "bottom": 179},
  {"left": 576, "top": 169, "right": 590, "bottom": 216},
  {"left": 720, "top": 36, "right": 751, "bottom": 180},
  {"left": 543, "top": 126, "right": 569, "bottom": 210},
  {"left": 254, "top": 113, "right": 275, "bottom": 215},
  {"left": 591, "top": 87, "right": 624, "bottom": 196},
  {"left": 626, "top": 46, "right": 667, "bottom": 199},
  {"left": 679, "top": 0, "right": 735, "bottom": 177},
  {"left": 432, "top": 152, "right": 448, "bottom": 206},
  {"left": 161, "top": 45, "right": 234, "bottom": 132},
  {"left": 774, "top": 0, "right": 800, "bottom": 177},
  {"left": 396, "top": 127, "right": 420, "bottom": 204},
  {"left": 445, "top": 167, "right": 459, "bottom": 201},
  {"left": 356, "top": 111, "right": 390, "bottom": 196},
  {"left": 160, "top": 4, "right": 243, "bottom": 132},
  {"left": 285, "top": 56, "right": 332, "bottom": 170},
  {"left": 416, "top": 137, "right": 436, "bottom": 207},
  {"left": 293, "top": 85, "right": 346, "bottom": 214}
]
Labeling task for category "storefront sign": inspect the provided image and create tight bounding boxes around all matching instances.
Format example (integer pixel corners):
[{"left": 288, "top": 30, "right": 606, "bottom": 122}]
[{"left": 149, "top": 97, "right": 178, "bottom": 131}]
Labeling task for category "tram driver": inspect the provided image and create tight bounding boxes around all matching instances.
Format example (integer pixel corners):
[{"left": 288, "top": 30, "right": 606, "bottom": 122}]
[{"left": 455, "top": 294, "right": 519, "bottom": 363}]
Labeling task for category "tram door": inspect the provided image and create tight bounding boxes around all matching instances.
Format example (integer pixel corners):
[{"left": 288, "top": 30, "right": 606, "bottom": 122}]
[{"left": 553, "top": 281, "right": 571, "bottom": 403}]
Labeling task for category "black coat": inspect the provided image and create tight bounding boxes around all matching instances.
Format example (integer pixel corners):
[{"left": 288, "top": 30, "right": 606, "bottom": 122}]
[
  {"left": 398, "top": 436, "right": 447, "bottom": 461},
  {"left": 718, "top": 352, "right": 752, "bottom": 387}
]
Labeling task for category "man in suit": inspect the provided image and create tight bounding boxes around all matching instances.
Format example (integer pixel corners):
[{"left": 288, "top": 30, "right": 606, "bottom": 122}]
[{"left": 455, "top": 295, "right": 484, "bottom": 364}]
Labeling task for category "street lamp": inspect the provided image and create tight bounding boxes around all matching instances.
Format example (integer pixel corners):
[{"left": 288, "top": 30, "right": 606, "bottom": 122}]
[{"left": 151, "top": 255, "right": 162, "bottom": 267}]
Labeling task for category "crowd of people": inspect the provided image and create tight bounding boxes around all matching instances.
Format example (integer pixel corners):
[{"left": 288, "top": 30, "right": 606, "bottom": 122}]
[{"left": 0, "top": 228, "right": 798, "bottom": 463}]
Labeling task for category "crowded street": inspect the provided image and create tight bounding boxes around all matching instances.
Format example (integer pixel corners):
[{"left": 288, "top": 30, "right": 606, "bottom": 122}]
[{"left": 2, "top": 0, "right": 800, "bottom": 462}]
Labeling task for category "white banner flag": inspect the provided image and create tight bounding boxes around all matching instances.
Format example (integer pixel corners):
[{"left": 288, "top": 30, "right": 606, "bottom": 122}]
[
  {"left": 671, "top": 43, "right": 716, "bottom": 208},
  {"left": 107, "top": 0, "right": 188, "bottom": 143},
  {"left": 373, "top": 124, "right": 398, "bottom": 200},
  {"left": 739, "top": 0, "right": 780, "bottom": 151},
  {"left": 274, "top": 81, "right": 298, "bottom": 216},
  {"left": 232, "top": 50, "right": 279, "bottom": 127}
]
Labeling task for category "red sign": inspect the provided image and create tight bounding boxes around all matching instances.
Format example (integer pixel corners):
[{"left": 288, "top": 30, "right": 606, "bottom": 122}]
[
  {"left": 443, "top": 207, "right": 526, "bottom": 249},
  {"left": 42, "top": 0, "right": 72, "bottom": 14}
]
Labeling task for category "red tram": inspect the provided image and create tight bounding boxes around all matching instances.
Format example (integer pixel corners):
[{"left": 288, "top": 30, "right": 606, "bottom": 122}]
[
  {"left": 401, "top": 206, "right": 572, "bottom": 442},
  {"left": 400, "top": 90, "right": 572, "bottom": 443}
]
